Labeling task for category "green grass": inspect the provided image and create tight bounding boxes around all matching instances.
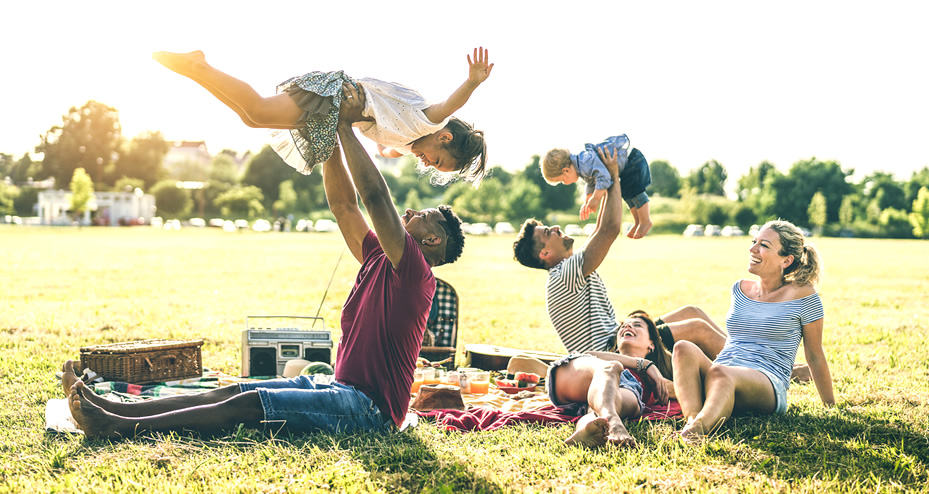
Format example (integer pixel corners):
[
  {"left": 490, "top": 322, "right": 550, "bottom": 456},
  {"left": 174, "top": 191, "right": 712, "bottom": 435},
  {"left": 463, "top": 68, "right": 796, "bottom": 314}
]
[{"left": 1, "top": 225, "right": 927, "bottom": 492}]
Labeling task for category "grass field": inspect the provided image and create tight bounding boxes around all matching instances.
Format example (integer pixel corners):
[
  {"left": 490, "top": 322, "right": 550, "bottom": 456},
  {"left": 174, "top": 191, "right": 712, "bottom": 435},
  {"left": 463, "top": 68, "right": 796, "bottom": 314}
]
[{"left": 1, "top": 225, "right": 927, "bottom": 492}]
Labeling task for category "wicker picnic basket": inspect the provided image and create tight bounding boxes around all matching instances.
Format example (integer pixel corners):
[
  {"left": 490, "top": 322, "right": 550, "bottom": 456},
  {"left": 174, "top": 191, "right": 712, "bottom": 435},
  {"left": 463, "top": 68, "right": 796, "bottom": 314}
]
[{"left": 79, "top": 339, "right": 204, "bottom": 384}]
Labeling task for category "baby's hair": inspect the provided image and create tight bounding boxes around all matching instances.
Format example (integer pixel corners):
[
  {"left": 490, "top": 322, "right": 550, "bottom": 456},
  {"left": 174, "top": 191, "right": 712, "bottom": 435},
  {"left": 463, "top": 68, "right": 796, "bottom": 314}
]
[
  {"left": 542, "top": 149, "right": 572, "bottom": 184},
  {"left": 443, "top": 117, "right": 487, "bottom": 185}
]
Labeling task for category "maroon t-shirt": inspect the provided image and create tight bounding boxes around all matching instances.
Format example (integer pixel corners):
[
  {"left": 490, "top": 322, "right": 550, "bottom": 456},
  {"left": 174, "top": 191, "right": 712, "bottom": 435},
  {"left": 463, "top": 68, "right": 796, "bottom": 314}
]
[{"left": 334, "top": 230, "right": 435, "bottom": 427}]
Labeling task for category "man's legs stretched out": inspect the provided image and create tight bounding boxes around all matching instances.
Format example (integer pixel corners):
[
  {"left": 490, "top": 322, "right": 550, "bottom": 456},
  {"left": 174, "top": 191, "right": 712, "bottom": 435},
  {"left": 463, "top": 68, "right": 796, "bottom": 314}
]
[{"left": 153, "top": 51, "right": 303, "bottom": 129}]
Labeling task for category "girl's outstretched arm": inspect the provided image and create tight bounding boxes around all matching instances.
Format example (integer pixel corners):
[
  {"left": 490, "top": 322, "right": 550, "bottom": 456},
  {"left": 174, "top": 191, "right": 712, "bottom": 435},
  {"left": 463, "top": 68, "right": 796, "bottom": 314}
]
[
  {"left": 802, "top": 317, "right": 836, "bottom": 406},
  {"left": 423, "top": 47, "right": 494, "bottom": 123}
]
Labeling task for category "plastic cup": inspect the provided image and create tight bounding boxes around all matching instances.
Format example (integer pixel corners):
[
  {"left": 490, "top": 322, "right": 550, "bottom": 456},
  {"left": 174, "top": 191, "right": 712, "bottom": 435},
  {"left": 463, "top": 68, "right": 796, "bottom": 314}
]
[
  {"left": 469, "top": 371, "right": 490, "bottom": 396},
  {"left": 411, "top": 368, "right": 424, "bottom": 394}
]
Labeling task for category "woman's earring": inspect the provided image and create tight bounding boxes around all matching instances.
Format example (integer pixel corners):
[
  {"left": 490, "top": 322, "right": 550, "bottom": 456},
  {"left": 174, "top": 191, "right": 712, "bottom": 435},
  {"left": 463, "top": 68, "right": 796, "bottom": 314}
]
[{"left": 422, "top": 239, "right": 427, "bottom": 245}]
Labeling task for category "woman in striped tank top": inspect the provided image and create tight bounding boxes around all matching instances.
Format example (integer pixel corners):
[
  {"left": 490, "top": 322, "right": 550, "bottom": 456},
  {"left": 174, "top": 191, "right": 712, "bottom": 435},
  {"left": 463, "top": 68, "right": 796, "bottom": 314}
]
[{"left": 672, "top": 220, "right": 835, "bottom": 443}]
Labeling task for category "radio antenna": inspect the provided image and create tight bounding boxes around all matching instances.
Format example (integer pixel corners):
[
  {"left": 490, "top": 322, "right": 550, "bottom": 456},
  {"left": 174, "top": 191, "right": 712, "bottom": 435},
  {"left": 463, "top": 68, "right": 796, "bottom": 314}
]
[{"left": 312, "top": 246, "right": 346, "bottom": 327}]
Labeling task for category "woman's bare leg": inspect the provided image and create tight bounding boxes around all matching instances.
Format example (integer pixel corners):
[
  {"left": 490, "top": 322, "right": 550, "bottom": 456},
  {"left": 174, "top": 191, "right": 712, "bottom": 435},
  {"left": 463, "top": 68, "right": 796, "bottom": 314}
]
[
  {"left": 62, "top": 360, "right": 241, "bottom": 417},
  {"left": 671, "top": 341, "right": 712, "bottom": 429},
  {"left": 68, "top": 381, "right": 263, "bottom": 439},
  {"left": 681, "top": 364, "right": 777, "bottom": 443},
  {"left": 153, "top": 50, "right": 303, "bottom": 129},
  {"left": 585, "top": 361, "right": 640, "bottom": 447}
]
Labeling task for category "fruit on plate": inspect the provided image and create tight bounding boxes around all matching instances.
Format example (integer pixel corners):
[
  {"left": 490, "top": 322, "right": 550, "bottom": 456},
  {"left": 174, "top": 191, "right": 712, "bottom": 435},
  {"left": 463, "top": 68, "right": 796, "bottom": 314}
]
[
  {"left": 514, "top": 372, "right": 540, "bottom": 386},
  {"left": 496, "top": 378, "right": 518, "bottom": 387},
  {"left": 301, "top": 362, "right": 334, "bottom": 376}
]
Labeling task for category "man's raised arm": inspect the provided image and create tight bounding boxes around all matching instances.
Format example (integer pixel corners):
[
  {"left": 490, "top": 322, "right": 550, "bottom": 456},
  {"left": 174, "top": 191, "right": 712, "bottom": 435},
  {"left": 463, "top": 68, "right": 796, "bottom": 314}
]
[
  {"left": 336, "top": 83, "right": 407, "bottom": 269},
  {"left": 580, "top": 147, "right": 623, "bottom": 277}
]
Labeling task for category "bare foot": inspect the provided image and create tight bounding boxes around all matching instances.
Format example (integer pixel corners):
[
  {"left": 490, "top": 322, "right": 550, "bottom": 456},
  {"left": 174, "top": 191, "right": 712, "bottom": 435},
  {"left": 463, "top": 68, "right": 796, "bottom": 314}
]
[
  {"left": 61, "top": 360, "right": 80, "bottom": 397},
  {"left": 68, "top": 381, "right": 123, "bottom": 439},
  {"left": 565, "top": 417, "right": 609, "bottom": 449},
  {"left": 679, "top": 417, "right": 706, "bottom": 445},
  {"left": 633, "top": 217, "right": 652, "bottom": 239},
  {"left": 606, "top": 416, "right": 637, "bottom": 447},
  {"left": 791, "top": 363, "right": 812, "bottom": 383},
  {"left": 152, "top": 50, "right": 206, "bottom": 77}
]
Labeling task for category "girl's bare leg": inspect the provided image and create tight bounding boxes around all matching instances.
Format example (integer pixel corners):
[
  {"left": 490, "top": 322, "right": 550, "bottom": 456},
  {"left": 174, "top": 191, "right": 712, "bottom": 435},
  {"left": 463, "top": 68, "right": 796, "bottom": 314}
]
[
  {"left": 584, "top": 361, "right": 640, "bottom": 447},
  {"left": 153, "top": 50, "right": 303, "bottom": 129},
  {"left": 682, "top": 364, "right": 777, "bottom": 443},
  {"left": 671, "top": 341, "right": 712, "bottom": 438},
  {"left": 565, "top": 413, "right": 609, "bottom": 448}
]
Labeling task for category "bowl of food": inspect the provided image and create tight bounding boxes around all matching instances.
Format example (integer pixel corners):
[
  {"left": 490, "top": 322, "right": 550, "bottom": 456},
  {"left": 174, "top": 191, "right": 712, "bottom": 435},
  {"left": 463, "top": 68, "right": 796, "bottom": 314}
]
[{"left": 495, "top": 372, "right": 541, "bottom": 394}]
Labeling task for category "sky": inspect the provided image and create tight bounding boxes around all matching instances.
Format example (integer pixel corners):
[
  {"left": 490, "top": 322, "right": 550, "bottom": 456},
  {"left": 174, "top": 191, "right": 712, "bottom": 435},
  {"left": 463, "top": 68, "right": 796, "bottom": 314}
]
[{"left": 2, "top": 1, "right": 927, "bottom": 188}]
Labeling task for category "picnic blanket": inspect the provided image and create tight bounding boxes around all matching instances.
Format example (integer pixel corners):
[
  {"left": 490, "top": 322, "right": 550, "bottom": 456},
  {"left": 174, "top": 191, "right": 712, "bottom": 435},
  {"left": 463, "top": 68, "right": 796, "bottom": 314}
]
[{"left": 415, "top": 386, "right": 682, "bottom": 432}]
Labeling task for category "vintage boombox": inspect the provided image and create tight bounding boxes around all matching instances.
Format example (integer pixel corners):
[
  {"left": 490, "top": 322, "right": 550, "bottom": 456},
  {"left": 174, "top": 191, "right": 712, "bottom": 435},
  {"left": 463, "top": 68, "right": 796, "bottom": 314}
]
[{"left": 241, "top": 316, "right": 333, "bottom": 377}]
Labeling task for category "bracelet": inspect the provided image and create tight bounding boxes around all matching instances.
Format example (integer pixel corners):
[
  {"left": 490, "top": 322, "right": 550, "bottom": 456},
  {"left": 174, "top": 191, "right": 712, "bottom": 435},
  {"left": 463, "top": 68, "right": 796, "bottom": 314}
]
[
  {"left": 644, "top": 361, "right": 655, "bottom": 373},
  {"left": 636, "top": 359, "right": 644, "bottom": 372}
]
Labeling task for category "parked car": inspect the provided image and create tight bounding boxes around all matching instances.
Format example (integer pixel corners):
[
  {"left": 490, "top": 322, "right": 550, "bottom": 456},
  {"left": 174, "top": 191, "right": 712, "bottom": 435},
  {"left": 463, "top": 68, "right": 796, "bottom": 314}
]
[
  {"left": 295, "top": 219, "right": 314, "bottom": 232},
  {"left": 208, "top": 218, "right": 225, "bottom": 228},
  {"left": 150, "top": 217, "right": 164, "bottom": 229},
  {"left": 704, "top": 224, "right": 722, "bottom": 236},
  {"left": 683, "top": 224, "right": 704, "bottom": 237},
  {"left": 222, "top": 220, "right": 237, "bottom": 232},
  {"left": 582, "top": 223, "right": 596, "bottom": 236},
  {"left": 313, "top": 219, "right": 338, "bottom": 232},
  {"left": 564, "top": 224, "right": 584, "bottom": 236},
  {"left": 188, "top": 218, "right": 206, "bottom": 228},
  {"left": 234, "top": 219, "right": 249, "bottom": 230},
  {"left": 748, "top": 224, "right": 760, "bottom": 237},
  {"left": 721, "top": 225, "right": 744, "bottom": 237},
  {"left": 493, "top": 222, "right": 515, "bottom": 234},
  {"left": 468, "top": 222, "right": 492, "bottom": 235},
  {"left": 252, "top": 219, "right": 272, "bottom": 232}
]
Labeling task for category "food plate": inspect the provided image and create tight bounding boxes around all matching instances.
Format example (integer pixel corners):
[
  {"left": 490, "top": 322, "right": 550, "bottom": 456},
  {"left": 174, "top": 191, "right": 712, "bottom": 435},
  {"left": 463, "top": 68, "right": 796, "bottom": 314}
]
[{"left": 496, "top": 384, "right": 537, "bottom": 394}]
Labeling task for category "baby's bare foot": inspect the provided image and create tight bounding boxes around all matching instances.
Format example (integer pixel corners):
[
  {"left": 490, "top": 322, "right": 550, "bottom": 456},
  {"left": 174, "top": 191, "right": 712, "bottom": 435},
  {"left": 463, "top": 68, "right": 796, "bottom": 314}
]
[
  {"left": 152, "top": 50, "right": 206, "bottom": 76},
  {"left": 565, "top": 417, "right": 609, "bottom": 449}
]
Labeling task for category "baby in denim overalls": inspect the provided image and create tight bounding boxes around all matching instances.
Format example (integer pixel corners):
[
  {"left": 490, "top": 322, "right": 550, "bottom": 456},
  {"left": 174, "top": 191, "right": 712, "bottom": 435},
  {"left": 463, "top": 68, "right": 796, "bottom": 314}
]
[{"left": 542, "top": 134, "right": 652, "bottom": 239}]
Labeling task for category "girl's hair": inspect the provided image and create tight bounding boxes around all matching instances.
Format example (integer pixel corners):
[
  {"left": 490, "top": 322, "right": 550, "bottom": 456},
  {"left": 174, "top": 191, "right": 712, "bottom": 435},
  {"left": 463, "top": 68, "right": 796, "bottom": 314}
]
[
  {"left": 613, "top": 310, "right": 674, "bottom": 380},
  {"left": 762, "top": 219, "right": 822, "bottom": 286},
  {"left": 443, "top": 117, "right": 487, "bottom": 185},
  {"left": 541, "top": 149, "right": 571, "bottom": 184}
]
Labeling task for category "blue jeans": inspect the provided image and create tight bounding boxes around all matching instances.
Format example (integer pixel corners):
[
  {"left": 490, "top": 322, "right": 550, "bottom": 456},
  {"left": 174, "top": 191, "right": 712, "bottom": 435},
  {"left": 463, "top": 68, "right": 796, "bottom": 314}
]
[
  {"left": 238, "top": 376, "right": 393, "bottom": 433},
  {"left": 757, "top": 369, "right": 789, "bottom": 414},
  {"left": 621, "top": 148, "right": 651, "bottom": 210}
]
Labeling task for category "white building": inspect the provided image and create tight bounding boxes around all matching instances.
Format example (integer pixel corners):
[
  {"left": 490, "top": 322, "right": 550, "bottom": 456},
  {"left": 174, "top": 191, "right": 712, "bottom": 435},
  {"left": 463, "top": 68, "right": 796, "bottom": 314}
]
[{"left": 37, "top": 189, "right": 156, "bottom": 226}]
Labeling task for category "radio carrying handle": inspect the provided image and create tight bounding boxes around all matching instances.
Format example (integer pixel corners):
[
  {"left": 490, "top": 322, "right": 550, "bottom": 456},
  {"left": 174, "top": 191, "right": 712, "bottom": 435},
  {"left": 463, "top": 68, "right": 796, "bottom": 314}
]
[{"left": 245, "top": 315, "right": 326, "bottom": 331}]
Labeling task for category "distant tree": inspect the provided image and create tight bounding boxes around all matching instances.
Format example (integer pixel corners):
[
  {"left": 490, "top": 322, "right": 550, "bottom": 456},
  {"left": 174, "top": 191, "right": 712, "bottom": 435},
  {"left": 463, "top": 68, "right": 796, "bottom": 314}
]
[
  {"left": 838, "top": 195, "right": 856, "bottom": 227},
  {"left": 505, "top": 178, "right": 545, "bottom": 222},
  {"left": 150, "top": 179, "right": 192, "bottom": 217},
  {"left": 686, "top": 160, "right": 727, "bottom": 196},
  {"left": 0, "top": 153, "right": 13, "bottom": 178},
  {"left": 36, "top": 101, "right": 122, "bottom": 187},
  {"left": 113, "top": 177, "right": 145, "bottom": 193},
  {"left": 403, "top": 189, "right": 423, "bottom": 211},
  {"left": 486, "top": 166, "right": 513, "bottom": 187},
  {"left": 903, "top": 167, "right": 929, "bottom": 207},
  {"left": 0, "top": 182, "right": 19, "bottom": 215},
  {"left": 241, "top": 146, "right": 298, "bottom": 207},
  {"left": 273, "top": 180, "right": 298, "bottom": 216},
  {"left": 451, "top": 179, "right": 506, "bottom": 223},
  {"left": 10, "top": 153, "right": 41, "bottom": 184},
  {"left": 862, "top": 172, "right": 907, "bottom": 211},
  {"left": 879, "top": 208, "right": 913, "bottom": 238},
  {"left": 737, "top": 161, "right": 777, "bottom": 201},
  {"left": 209, "top": 154, "right": 240, "bottom": 185},
  {"left": 516, "top": 155, "right": 577, "bottom": 211},
  {"left": 115, "top": 131, "right": 168, "bottom": 187},
  {"left": 808, "top": 191, "right": 827, "bottom": 235},
  {"left": 648, "top": 160, "right": 681, "bottom": 198},
  {"left": 214, "top": 185, "right": 265, "bottom": 219},
  {"left": 730, "top": 203, "right": 756, "bottom": 230},
  {"left": 69, "top": 168, "right": 95, "bottom": 224},
  {"left": 759, "top": 158, "right": 852, "bottom": 226},
  {"left": 909, "top": 186, "right": 929, "bottom": 239}
]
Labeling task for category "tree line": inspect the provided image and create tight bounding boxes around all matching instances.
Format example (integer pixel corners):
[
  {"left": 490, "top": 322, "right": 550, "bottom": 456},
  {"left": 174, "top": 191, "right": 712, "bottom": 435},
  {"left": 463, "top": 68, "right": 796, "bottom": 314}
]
[{"left": 2, "top": 100, "right": 928, "bottom": 239}]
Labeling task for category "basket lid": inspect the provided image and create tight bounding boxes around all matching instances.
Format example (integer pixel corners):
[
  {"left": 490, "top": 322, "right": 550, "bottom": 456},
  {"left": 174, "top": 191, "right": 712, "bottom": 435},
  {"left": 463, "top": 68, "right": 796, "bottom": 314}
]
[{"left": 80, "top": 339, "right": 204, "bottom": 354}]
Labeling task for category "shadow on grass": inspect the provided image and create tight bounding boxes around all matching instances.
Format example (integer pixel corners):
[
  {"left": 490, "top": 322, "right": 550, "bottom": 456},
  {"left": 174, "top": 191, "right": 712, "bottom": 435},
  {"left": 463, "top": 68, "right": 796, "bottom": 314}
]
[
  {"left": 704, "top": 406, "right": 929, "bottom": 487},
  {"left": 57, "top": 422, "right": 505, "bottom": 493}
]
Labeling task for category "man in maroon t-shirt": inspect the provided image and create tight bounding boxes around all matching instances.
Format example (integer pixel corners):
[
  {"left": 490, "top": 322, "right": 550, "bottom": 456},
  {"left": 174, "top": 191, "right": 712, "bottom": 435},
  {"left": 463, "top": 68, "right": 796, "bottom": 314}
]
[{"left": 61, "top": 83, "right": 465, "bottom": 439}]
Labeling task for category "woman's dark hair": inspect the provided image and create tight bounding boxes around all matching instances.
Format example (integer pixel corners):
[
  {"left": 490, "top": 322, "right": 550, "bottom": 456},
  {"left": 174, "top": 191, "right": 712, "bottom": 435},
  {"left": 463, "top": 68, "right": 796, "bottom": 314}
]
[
  {"left": 437, "top": 204, "right": 465, "bottom": 266},
  {"left": 616, "top": 310, "right": 674, "bottom": 380},
  {"left": 443, "top": 117, "right": 487, "bottom": 184}
]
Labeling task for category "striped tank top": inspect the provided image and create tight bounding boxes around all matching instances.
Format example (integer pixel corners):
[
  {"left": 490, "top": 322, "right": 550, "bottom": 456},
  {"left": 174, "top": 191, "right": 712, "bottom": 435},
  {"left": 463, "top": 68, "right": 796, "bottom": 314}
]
[
  {"left": 715, "top": 280, "right": 824, "bottom": 390},
  {"left": 546, "top": 249, "right": 618, "bottom": 353}
]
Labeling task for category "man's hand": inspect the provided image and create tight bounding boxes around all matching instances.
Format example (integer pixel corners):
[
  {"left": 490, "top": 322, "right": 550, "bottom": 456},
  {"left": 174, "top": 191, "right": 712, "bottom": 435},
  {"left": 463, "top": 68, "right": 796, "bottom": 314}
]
[
  {"left": 338, "top": 82, "right": 366, "bottom": 124},
  {"left": 467, "top": 47, "right": 494, "bottom": 85},
  {"left": 596, "top": 146, "right": 620, "bottom": 180}
]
